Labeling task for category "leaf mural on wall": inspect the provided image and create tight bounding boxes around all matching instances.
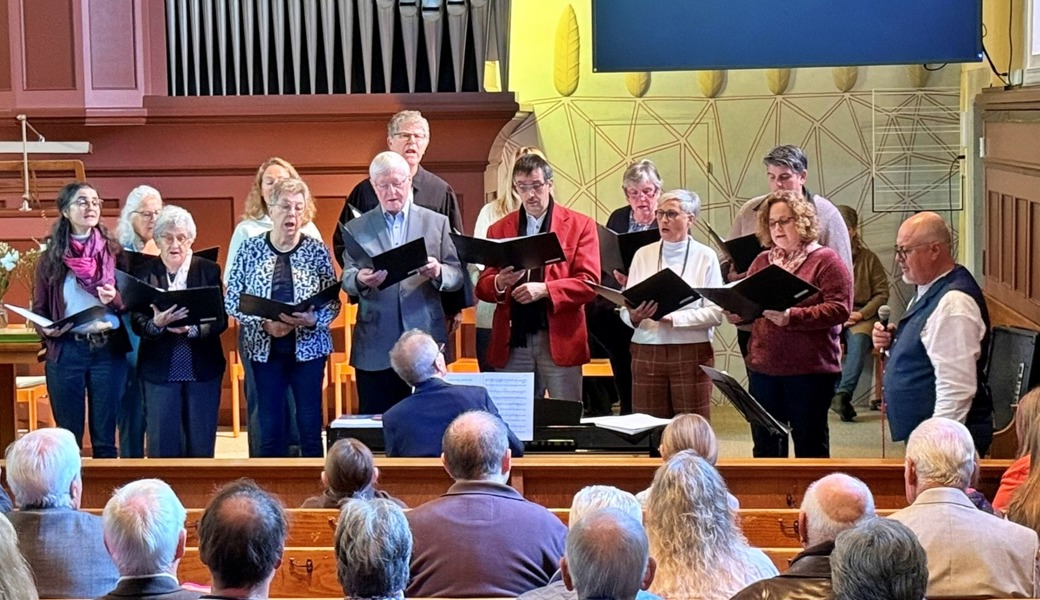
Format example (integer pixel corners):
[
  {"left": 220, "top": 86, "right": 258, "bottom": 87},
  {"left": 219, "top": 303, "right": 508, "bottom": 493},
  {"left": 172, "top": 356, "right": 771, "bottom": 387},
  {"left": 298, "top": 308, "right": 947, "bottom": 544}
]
[
  {"left": 697, "top": 70, "right": 725, "bottom": 98},
  {"left": 554, "top": 5, "right": 579, "bottom": 97},
  {"left": 626, "top": 72, "right": 651, "bottom": 97},
  {"left": 832, "top": 66, "right": 858, "bottom": 92},
  {"left": 767, "top": 68, "right": 791, "bottom": 95}
]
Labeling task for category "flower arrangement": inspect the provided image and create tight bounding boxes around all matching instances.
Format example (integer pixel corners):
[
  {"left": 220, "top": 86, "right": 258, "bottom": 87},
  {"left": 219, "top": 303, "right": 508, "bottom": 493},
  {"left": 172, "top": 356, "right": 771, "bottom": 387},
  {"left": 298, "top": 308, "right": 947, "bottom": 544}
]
[
  {"left": 0, "top": 241, "right": 20, "bottom": 300},
  {"left": 12, "top": 244, "right": 42, "bottom": 302}
]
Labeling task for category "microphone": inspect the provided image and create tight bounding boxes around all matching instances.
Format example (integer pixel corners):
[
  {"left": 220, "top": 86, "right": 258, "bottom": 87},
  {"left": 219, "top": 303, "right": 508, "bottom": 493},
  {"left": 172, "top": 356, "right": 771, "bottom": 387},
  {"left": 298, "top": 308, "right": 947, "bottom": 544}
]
[{"left": 878, "top": 305, "right": 891, "bottom": 329}]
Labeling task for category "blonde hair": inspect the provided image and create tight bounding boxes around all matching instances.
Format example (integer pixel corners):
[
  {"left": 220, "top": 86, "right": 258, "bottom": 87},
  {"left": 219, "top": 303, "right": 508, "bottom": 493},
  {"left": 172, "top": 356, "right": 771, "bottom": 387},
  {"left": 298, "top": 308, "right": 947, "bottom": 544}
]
[
  {"left": 0, "top": 514, "right": 39, "bottom": 600},
  {"left": 243, "top": 157, "right": 300, "bottom": 221},
  {"left": 659, "top": 414, "right": 719, "bottom": 463},
  {"left": 1006, "top": 417, "right": 1040, "bottom": 537},
  {"left": 755, "top": 190, "right": 820, "bottom": 247},
  {"left": 1015, "top": 387, "right": 1040, "bottom": 459},
  {"left": 266, "top": 177, "right": 317, "bottom": 225}
]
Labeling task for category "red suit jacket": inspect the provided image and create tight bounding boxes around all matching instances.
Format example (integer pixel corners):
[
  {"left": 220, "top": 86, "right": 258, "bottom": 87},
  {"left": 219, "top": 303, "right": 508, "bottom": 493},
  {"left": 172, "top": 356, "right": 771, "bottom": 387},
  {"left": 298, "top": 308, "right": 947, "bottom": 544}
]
[{"left": 475, "top": 204, "right": 600, "bottom": 368}]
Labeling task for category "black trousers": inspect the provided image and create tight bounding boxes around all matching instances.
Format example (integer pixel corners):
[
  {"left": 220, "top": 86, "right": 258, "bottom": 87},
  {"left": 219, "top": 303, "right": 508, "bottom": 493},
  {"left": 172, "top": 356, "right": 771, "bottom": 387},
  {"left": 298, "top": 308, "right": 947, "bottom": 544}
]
[
  {"left": 355, "top": 368, "right": 412, "bottom": 415},
  {"left": 585, "top": 299, "right": 635, "bottom": 415},
  {"left": 747, "top": 370, "right": 837, "bottom": 458}
]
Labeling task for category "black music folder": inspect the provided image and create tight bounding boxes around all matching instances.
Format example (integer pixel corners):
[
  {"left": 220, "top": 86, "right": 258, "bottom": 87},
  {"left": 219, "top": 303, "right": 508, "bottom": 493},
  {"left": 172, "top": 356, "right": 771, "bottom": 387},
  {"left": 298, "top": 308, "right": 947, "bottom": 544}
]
[
  {"left": 700, "top": 221, "right": 762, "bottom": 274},
  {"left": 693, "top": 264, "right": 819, "bottom": 322},
  {"left": 597, "top": 225, "right": 660, "bottom": 274},
  {"left": 238, "top": 283, "right": 342, "bottom": 321},
  {"left": 125, "top": 247, "right": 220, "bottom": 272},
  {"left": 339, "top": 225, "right": 429, "bottom": 289},
  {"left": 700, "top": 366, "right": 790, "bottom": 437},
  {"left": 450, "top": 232, "right": 566, "bottom": 271},
  {"left": 590, "top": 269, "right": 701, "bottom": 321},
  {"left": 4, "top": 303, "right": 110, "bottom": 330},
  {"left": 116, "top": 271, "right": 224, "bottom": 327}
]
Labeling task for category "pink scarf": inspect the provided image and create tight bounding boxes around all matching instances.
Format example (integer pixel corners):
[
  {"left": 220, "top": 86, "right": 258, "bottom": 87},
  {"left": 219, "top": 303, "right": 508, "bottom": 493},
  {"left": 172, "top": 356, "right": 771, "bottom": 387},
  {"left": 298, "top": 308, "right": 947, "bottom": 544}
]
[
  {"left": 63, "top": 229, "right": 116, "bottom": 297},
  {"left": 768, "top": 241, "right": 821, "bottom": 274}
]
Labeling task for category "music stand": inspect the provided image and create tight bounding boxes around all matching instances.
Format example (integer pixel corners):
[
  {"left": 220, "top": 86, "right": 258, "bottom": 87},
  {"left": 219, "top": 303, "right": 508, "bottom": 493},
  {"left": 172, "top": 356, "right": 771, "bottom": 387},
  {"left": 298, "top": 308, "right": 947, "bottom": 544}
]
[{"left": 700, "top": 366, "right": 791, "bottom": 456}]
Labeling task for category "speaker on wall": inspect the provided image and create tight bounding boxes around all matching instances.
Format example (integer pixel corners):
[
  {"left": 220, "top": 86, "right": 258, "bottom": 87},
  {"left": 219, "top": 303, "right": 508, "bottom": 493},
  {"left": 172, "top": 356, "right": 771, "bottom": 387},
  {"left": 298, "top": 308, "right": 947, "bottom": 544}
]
[{"left": 987, "top": 326, "right": 1040, "bottom": 432}]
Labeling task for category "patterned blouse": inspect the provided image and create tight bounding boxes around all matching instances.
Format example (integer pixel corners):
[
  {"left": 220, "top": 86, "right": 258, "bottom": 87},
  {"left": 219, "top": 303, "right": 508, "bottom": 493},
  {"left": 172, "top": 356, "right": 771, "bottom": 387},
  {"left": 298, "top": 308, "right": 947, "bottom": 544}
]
[{"left": 224, "top": 233, "right": 340, "bottom": 363}]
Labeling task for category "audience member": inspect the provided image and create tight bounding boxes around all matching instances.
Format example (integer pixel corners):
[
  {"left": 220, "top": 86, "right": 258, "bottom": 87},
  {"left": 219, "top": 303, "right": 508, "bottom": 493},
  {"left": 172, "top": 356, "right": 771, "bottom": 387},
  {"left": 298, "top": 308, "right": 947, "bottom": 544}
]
[
  {"left": 636, "top": 414, "right": 734, "bottom": 507},
  {"left": 341, "top": 151, "right": 464, "bottom": 414},
  {"left": 34, "top": 182, "right": 129, "bottom": 458},
  {"left": 301, "top": 438, "right": 403, "bottom": 508},
  {"left": 560, "top": 509, "right": 656, "bottom": 600},
  {"left": 475, "top": 153, "right": 600, "bottom": 401},
  {"left": 730, "top": 473, "right": 876, "bottom": 600},
  {"left": 889, "top": 417, "right": 1038, "bottom": 598},
  {"left": 994, "top": 386, "right": 1040, "bottom": 512},
  {"left": 197, "top": 479, "right": 287, "bottom": 600},
  {"left": 4, "top": 428, "right": 119, "bottom": 598},
  {"left": 0, "top": 513, "right": 38, "bottom": 600},
  {"left": 645, "top": 451, "right": 776, "bottom": 600},
  {"left": 383, "top": 329, "right": 524, "bottom": 457},
  {"left": 98, "top": 479, "right": 197, "bottom": 600},
  {"left": 406, "top": 411, "right": 567, "bottom": 597},
  {"left": 1007, "top": 415, "right": 1040, "bottom": 537},
  {"left": 872, "top": 211, "right": 993, "bottom": 454},
  {"left": 831, "top": 519, "right": 928, "bottom": 600},
  {"left": 0, "top": 466, "right": 11, "bottom": 513},
  {"left": 519, "top": 486, "right": 659, "bottom": 600},
  {"left": 333, "top": 499, "right": 411, "bottom": 600}
]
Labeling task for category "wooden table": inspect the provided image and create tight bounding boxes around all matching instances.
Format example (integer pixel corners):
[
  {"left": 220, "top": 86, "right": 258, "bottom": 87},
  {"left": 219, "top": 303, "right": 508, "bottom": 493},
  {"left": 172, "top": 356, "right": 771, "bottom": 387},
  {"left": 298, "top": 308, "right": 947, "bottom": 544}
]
[{"left": 0, "top": 334, "right": 42, "bottom": 450}]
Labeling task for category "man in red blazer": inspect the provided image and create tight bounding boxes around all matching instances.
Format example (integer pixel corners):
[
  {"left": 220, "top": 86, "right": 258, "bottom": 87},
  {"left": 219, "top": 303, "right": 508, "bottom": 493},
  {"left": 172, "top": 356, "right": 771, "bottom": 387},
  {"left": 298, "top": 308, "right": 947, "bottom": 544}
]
[{"left": 475, "top": 153, "right": 600, "bottom": 401}]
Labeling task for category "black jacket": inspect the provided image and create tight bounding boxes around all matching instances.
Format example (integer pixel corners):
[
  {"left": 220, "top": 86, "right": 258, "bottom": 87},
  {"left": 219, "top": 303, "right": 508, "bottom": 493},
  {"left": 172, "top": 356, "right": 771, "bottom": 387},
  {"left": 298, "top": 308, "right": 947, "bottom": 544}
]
[{"left": 729, "top": 542, "right": 834, "bottom": 600}]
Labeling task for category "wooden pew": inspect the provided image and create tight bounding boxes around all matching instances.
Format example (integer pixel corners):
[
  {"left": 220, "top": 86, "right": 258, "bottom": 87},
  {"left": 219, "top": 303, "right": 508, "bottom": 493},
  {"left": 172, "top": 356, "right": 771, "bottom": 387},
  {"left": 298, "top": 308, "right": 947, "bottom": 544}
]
[{"left": 56, "top": 456, "right": 1012, "bottom": 510}]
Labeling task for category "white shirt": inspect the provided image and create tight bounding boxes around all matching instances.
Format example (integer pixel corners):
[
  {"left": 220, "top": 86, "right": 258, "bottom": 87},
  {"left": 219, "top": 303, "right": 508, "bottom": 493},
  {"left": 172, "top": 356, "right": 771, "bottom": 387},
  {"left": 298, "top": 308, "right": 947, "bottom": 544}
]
[
  {"left": 224, "top": 215, "right": 324, "bottom": 284},
  {"left": 620, "top": 238, "right": 724, "bottom": 345},
  {"left": 917, "top": 270, "right": 986, "bottom": 422},
  {"left": 525, "top": 211, "right": 548, "bottom": 236}
]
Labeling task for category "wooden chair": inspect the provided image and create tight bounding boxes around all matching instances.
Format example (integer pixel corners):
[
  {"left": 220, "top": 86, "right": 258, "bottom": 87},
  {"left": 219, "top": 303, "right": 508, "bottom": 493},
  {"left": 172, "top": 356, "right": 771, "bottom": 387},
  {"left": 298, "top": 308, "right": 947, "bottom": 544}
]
[
  {"left": 582, "top": 358, "right": 614, "bottom": 377},
  {"left": 228, "top": 351, "right": 243, "bottom": 437},
  {"left": 15, "top": 375, "right": 47, "bottom": 431},
  {"left": 332, "top": 304, "right": 358, "bottom": 417},
  {"left": 446, "top": 306, "right": 480, "bottom": 372}
]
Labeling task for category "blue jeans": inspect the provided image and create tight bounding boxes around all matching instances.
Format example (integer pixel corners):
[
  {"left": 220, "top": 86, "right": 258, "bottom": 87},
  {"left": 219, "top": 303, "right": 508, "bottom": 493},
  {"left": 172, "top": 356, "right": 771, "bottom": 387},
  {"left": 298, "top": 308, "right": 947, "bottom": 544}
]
[
  {"left": 836, "top": 330, "right": 872, "bottom": 396},
  {"left": 143, "top": 378, "right": 222, "bottom": 457},
  {"left": 45, "top": 337, "right": 128, "bottom": 458},
  {"left": 241, "top": 329, "right": 300, "bottom": 457},
  {"left": 118, "top": 315, "right": 145, "bottom": 457},
  {"left": 251, "top": 354, "right": 325, "bottom": 457},
  {"left": 748, "top": 370, "right": 837, "bottom": 458}
]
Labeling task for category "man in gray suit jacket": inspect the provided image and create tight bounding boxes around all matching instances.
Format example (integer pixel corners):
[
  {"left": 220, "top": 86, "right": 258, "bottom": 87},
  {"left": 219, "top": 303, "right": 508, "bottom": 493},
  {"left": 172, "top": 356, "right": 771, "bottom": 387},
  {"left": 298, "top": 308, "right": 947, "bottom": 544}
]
[
  {"left": 889, "top": 417, "right": 1040, "bottom": 598},
  {"left": 342, "top": 151, "right": 464, "bottom": 414},
  {"left": 5, "top": 428, "right": 119, "bottom": 598},
  {"left": 97, "top": 479, "right": 198, "bottom": 600}
]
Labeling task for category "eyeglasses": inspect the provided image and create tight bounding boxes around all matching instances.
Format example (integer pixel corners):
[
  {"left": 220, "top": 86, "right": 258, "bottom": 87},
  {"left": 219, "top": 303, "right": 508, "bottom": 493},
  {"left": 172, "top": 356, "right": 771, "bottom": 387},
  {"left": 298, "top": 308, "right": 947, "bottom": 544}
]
[
  {"left": 159, "top": 233, "right": 192, "bottom": 245},
  {"left": 625, "top": 187, "right": 658, "bottom": 200},
  {"left": 374, "top": 178, "right": 411, "bottom": 193},
  {"left": 133, "top": 210, "right": 161, "bottom": 221},
  {"left": 768, "top": 216, "right": 796, "bottom": 229},
  {"left": 271, "top": 202, "right": 306, "bottom": 214},
  {"left": 654, "top": 209, "right": 686, "bottom": 221},
  {"left": 431, "top": 343, "right": 446, "bottom": 368},
  {"left": 893, "top": 242, "right": 934, "bottom": 260},
  {"left": 393, "top": 132, "right": 428, "bottom": 142},
  {"left": 72, "top": 199, "right": 103, "bottom": 209},
  {"left": 514, "top": 180, "right": 549, "bottom": 194}
]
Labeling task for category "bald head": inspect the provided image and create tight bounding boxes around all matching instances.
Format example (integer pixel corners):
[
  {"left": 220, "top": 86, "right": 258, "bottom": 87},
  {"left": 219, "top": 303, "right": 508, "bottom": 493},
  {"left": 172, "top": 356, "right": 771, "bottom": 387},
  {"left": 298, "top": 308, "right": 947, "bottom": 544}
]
[
  {"left": 442, "top": 411, "right": 510, "bottom": 483},
  {"left": 799, "top": 473, "right": 876, "bottom": 546},
  {"left": 895, "top": 211, "right": 955, "bottom": 285}
]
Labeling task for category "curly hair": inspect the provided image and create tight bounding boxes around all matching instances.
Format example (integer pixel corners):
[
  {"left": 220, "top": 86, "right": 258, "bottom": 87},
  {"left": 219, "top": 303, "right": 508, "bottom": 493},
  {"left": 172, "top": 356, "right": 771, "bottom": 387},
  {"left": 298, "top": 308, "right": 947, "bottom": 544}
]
[
  {"left": 242, "top": 157, "right": 300, "bottom": 221},
  {"left": 266, "top": 177, "right": 317, "bottom": 226},
  {"left": 755, "top": 190, "right": 820, "bottom": 247},
  {"left": 0, "top": 514, "right": 38, "bottom": 600}
]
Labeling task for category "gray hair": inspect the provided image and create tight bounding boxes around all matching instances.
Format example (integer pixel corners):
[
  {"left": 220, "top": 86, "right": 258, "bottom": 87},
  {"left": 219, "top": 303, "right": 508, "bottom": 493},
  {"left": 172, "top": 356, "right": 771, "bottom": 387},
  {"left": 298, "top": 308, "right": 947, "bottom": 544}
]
[
  {"left": 102, "top": 479, "right": 187, "bottom": 576},
  {"left": 763, "top": 145, "right": 809, "bottom": 174},
  {"left": 387, "top": 110, "right": 429, "bottom": 138},
  {"left": 5, "top": 428, "right": 81, "bottom": 509},
  {"left": 334, "top": 498, "right": 412, "bottom": 598},
  {"left": 658, "top": 189, "right": 701, "bottom": 217},
  {"left": 117, "top": 185, "right": 162, "bottom": 249},
  {"left": 800, "top": 473, "right": 876, "bottom": 545},
  {"left": 566, "top": 509, "right": 649, "bottom": 600},
  {"left": 832, "top": 519, "right": 928, "bottom": 600},
  {"left": 370, "top": 150, "right": 411, "bottom": 181},
  {"left": 621, "top": 160, "right": 663, "bottom": 192},
  {"left": 197, "top": 479, "right": 287, "bottom": 590},
  {"left": 442, "top": 411, "right": 509, "bottom": 482},
  {"left": 152, "top": 205, "right": 197, "bottom": 242},
  {"left": 389, "top": 329, "right": 439, "bottom": 386},
  {"left": 645, "top": 451, "right": 749, "bottom": 599},
  {"left": 571, "top": 485, "right": 643, "bottom": 525},
  {"left": 905, "top": 417, "right": 975, "bottom": 490}
]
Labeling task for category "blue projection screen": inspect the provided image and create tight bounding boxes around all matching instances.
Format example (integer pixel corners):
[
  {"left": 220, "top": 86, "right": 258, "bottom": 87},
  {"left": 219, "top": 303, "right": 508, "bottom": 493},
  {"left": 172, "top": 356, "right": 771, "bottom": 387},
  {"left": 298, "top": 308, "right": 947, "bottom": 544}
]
[{"left": 592, "top": 0, "right": 982, "bottom": 72}]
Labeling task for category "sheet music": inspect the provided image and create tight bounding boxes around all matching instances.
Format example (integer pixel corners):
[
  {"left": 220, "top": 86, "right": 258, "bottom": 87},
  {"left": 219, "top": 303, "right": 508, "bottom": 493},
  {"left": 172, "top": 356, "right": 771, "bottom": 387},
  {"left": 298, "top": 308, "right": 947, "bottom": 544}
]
[{"left": 444, "top": 372, "right": 535, "bottom": 440}]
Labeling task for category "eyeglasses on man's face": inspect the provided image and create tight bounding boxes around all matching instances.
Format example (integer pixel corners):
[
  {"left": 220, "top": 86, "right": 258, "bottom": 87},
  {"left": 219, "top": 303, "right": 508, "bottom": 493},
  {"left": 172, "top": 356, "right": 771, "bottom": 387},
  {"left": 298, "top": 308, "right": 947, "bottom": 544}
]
[
  {"left": 894, "top": 242, "right": 934, "bottom": 260},
  {"left": 514, "top": 180, "right": 549, "bottom": 195},
  {"left": 393, "top": 132, "right": 428, "bottom": 142}
]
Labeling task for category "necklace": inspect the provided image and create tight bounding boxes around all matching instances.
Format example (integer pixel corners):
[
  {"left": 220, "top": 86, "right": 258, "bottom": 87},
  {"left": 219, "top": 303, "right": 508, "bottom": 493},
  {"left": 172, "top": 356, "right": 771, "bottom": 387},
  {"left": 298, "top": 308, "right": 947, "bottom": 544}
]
[{"left": 657, "top": 235, "right": 692, "bottom": 276}]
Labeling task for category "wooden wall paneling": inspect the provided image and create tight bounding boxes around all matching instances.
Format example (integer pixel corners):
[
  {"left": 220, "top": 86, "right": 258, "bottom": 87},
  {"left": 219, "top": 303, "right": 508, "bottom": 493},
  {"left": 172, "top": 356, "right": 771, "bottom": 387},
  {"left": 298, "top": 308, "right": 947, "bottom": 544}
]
[
  {"left": 986, "top": 189, "right": 998, "bottom": 281},
  {"left": 1032, "top": 203, "right": 1040, "bottom": 303},
  {"left": 1016, "top": 196, "right": 1029, "bottom": 294},
  {"left": 87, "top": 0, "right": 137, "bottom": 90},
  {"left": 20, "top": 0, "right": 76, "bottom": 91},
  {"left": 1002, "top": 193, "right": 1014, "bottom": 286},
  {"left": 0, "top": 0, "right": 10, "bottom": 91}
]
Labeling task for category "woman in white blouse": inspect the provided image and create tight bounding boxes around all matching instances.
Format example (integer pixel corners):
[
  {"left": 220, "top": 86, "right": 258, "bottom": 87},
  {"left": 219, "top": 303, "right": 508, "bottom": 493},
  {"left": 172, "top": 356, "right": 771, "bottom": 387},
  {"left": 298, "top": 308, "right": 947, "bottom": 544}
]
[{"left": 622, "top": 189, "right": 723, "bottom": 419}]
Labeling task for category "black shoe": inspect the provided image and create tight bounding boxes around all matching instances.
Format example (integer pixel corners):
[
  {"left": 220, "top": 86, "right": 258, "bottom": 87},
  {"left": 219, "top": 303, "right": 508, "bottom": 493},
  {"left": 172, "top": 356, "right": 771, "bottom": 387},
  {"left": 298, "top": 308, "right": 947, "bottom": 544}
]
[
  {"left": 831, "top": 392, "right": 857, "bottom": 422},
  {"left": 869, "top": 399, "right": 882, "bottom": 411}
]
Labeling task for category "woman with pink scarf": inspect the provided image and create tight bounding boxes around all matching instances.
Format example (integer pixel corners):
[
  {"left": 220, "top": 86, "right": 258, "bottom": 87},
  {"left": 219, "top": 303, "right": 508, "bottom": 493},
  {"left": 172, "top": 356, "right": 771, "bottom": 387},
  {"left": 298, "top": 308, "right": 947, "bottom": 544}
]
[
  {"left": 727, "top": 190, "right": 852, "bottom": 458},
  {"left": 32, "top": 182, "right": 129, "bottom": 458}
]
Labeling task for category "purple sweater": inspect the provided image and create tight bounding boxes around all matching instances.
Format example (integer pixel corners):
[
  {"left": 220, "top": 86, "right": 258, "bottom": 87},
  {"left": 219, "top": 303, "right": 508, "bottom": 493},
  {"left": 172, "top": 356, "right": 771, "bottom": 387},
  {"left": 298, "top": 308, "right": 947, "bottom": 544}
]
[{"left": 746, "top": 248, "right": 852, "bottom": 376}]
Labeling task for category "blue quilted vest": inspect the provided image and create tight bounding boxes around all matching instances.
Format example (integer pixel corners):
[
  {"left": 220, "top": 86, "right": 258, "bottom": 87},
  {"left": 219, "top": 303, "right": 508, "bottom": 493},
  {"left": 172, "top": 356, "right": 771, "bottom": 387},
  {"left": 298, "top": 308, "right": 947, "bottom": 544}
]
[{"left": 883, "top": 265, "right": 993, "bottom": 445}]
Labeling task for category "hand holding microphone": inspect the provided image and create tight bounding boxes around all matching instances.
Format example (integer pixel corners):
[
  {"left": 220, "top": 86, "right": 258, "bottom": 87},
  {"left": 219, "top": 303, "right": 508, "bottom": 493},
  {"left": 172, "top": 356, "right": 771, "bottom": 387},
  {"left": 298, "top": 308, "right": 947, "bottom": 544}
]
[{"left": 872, "top": 305, "right": 894, "bottom": 351}]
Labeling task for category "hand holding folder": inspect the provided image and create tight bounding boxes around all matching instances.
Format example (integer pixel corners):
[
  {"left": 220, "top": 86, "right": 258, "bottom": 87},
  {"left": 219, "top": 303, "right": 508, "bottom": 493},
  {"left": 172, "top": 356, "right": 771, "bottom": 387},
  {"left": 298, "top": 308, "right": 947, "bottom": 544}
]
[
  {"left": 450, "top": 232, "right": 565, "bottom": 271},
  {"left": 340, "top": 224, "right": 429, "bottom": 290},
  {"left": 116, "top": 271, "right": 224, "bottom": 328},
  {"left": 597, "top": 225, "right": 660, "bottom": 275},
  {"left": 694, "top": 264, "right": 819, "bottom": 323},
  {"left": 4, "top": 303, "right": 110, "bottom": 333},
  {"left": 590, "top": 269, "right": 701, "bottom": 321},
  {"left": 238, "top": 283, "right": 342, "bottom": 322}
]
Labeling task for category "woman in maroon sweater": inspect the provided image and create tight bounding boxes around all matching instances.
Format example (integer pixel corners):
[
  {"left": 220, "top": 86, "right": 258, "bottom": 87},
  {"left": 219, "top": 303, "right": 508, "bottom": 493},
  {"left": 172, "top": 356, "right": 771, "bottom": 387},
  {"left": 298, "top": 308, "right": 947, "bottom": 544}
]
[{"left": 732, "top": 190, "right": 851, "bottom": 457}]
